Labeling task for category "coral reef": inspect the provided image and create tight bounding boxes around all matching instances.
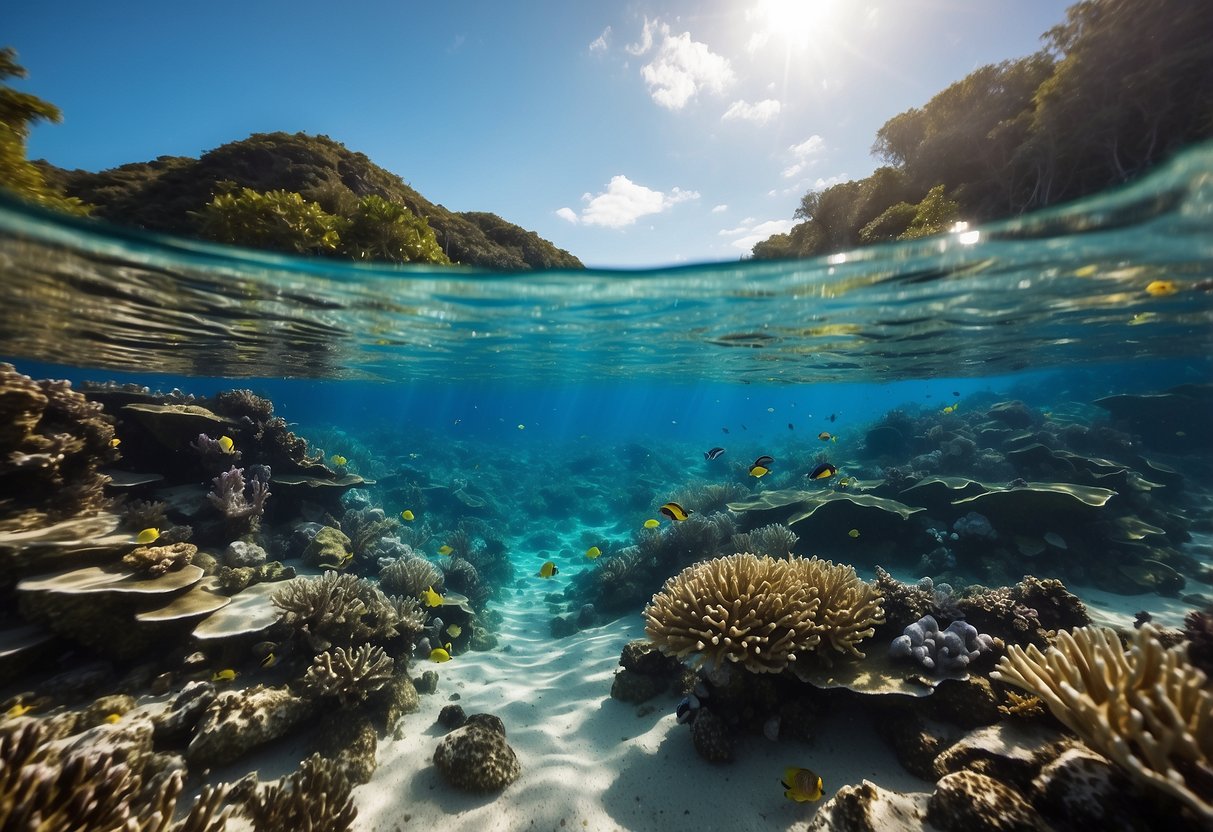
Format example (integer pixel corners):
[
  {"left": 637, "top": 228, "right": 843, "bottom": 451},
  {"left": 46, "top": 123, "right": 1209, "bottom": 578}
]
[
  {"left": 441, "top": 556, "right": 489, "bottom": 610},
  {"left": 379, "top": 555, "right": 443, "bottom": 598},
  {"left": 122, "top": 542, "right": 197, "bottom": 576},
  {"left": 302, "top": 644, "right": 395, "bottom": 706},
  {"left": 340, "top": 506, "right": 400, "bottom": 564},
  {"left": 120, "top": 498, "right": 168, "bottom": 531},
  {"left": 1183, "top": 605, "right": 1213, "bottom": 678},
  {"left": 889, "top": 615, "right": 995, "bottom": 674},
  {"left": 188, "top": 684, "right": 316, "bottom": 766},
  {"left": 245, "top": 752, "right": 356, "bottom": 832},
  {"left": 433, "top": 713, "right": 521, "bottom": 792},
  {"left": 791, "top": 556, "right": 886, "bottom": 660},
  {"left": 731, "top": 522, "right": 799, "bottom": 557},
  {"left": 302, "top": 525, "right": 354, "bottom": 570},
  {"left": 272, "top": 571, "right": 402, "bottom": 652},
  {"left": 669, "top": 481, "right": 748, "bottom": 516},
  {"left": 992, "top": 623, "right": 1213, "bottom": 821},
  {"left": 207, "top": 465, "right": 270, "bottom": 526}
]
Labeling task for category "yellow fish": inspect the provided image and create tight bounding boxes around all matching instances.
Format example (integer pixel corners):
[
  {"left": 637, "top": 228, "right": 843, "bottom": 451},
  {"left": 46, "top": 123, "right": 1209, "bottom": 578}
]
[
  {"left": 430, "top": 643, "right": 453, "bottom": 663},
  {"left": 585, "top": 546, "right": 602, "bottom": 559},
  {"left": 109, "top": 437, "right": 121, "bottom": 448},
  {"left": 837, "top": 477, "right": 851, "bottom": 490},
  {"left": 104, "top": 713, "right": 122, "bottom": 724},
  {"left": 330, "top": 454, "right": 348, "bottom": 466},
  {"left": 659, "top": 502, "right": 692, "bottom": 522},
  {"left": 218, "top": 435, "right": 235, "bottom": 453},
  {"left": 517, "top": 424, "right": 525, "bottom": 430},
  {"left": 1145, "top": 280, "right": 1178, "bottom": 297},
  {"left": 446, "top": 623, "right": 462, "bottom": 638},
  {"left": 260, "top": 653, "right": 278, "bottom": 669},
  {"left": 782, "top": 766, "right": 824, "bottom": 803},
  {"left": 136, "top": 527, "right": 160, "bottom": 545},
  {"left": 848, "top": 529, "right": 860, "bottom": 538},
  {"left": 942, "top": 403, "right": 959, "bottom": 414},
  {"left": 423, "top": 586, "right": 444, "bottom": 607},
  {"left": 5, "top": 702, "right": 32, "bottom": 718},
  {"left": 643, "top": 519, "right": 660, "bottom": 529},
  {"left": 438, "top": 545, "right": 453, "bottom": 556},
  {"left": 749, "top": 465, "right": 770, "bottom": 478},
  {"left": 538, "top": 561, "right": 559, "bottom": 578},
  {"left": 401, "top": 509, "right": 415, "bottom": 522},
  {"left": 212, "top": 669, "right": 237, "bottom": 682}
]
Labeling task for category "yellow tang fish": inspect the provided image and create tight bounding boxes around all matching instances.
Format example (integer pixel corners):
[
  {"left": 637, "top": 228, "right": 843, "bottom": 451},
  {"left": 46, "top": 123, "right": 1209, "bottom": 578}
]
[
  {"left": 848, "top": 529, "right": 860, "bottom": 539},
  {"left": 330, "top": 454, "right": 348, "bottom": 466},
  {"left": 218, "top": 435, "right": 235, "bottom": 453},
  {"left": 659, "top": 502, "right": 692, "bottom": 522},
  {"left": 942, "top": 402, "right": 959, "bottom": 414},
  {"left": 5, "top": 702, "right": 32, "bottom": 718},
  {"left": 782, "top": 767, "right": 824, "bottom": 803},
  {"left": 212, "top": 669, "right": 237, "bottom": 682},
  {"left": 109, "top": 437, "right": 121, "bottom": 448},
  {"left": 643, "top": 519, "right": 660, "bottom": 529},
  {"left": 538, "top": 561, "right": 559, "bottom": 578},
  {"left": 1145, "top": 280, "right": 1178, "bottom": 297},
  {"left": 438, "top": 544, "right": 453, "bottom": 556},
  {"left": 104, "top": 713, "right": 122, "bottom": 724},
  {"left": 430, "top": 643, "right": 453, "bottom": 663},
  {"left": 401, "top": 510, "right": 415, "bottom": 522},
  {"left": 136, "top": 527, "right": 160, "bottom": 545},
  {"left": 423, "top": 586, "right": 444, "bottom": 607},
  {"left": 446, "top": 623, "right": 462, "bottom": 638},
  {"left": 749, "top": 465, "right": 770, "bottom": 478},
  {"left": 585, "top": 546, "right": 602, "bottom": 559}
]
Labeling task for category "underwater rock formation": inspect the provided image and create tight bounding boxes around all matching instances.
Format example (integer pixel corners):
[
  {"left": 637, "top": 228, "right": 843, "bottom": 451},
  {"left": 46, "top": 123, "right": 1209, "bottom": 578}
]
[
  {"left": 889, "top": 615, "right": 995, "bottom": 674},
  {"left": 433, "top": 713, "right": 521, "bottom": 792},
  {"left": 302, "top": 525, "right": 354, "bottom": 570},
  {"left": 926, "top": 770, "right": 1041, "bottom": 832},
  {"left": 187, "top": 684, "right": 316, "bottom": 766}
]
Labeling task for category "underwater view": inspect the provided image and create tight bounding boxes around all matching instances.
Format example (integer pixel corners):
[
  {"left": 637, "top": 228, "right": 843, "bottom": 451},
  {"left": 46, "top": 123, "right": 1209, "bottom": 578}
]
[{"left": 3, "top": 1, "right": 1213, "bottom": 831}]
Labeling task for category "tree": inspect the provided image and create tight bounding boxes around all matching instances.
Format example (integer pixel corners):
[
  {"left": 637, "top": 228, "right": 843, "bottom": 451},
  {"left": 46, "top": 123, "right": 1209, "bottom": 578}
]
[
  {"left": 898, "top": 185, "right": 961, "bottom": 240},
  {"left": 193, "top": 188, "right": 342, "bottom": 254},
  {"left": 341, "top": 195, "right": 449, "bottom": 264}
]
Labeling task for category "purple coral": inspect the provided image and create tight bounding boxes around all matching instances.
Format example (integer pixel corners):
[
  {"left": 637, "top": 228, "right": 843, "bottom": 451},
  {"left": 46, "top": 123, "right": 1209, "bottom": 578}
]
[
  {"left": 890, "top": 614, "right": 994, "bottom": 674},
  {"left": 207, "top": 465, "right": 270, "bottom": 520}
]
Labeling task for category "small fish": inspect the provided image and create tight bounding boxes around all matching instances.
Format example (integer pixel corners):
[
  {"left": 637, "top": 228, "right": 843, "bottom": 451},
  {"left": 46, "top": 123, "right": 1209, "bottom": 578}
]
[
  {"left": 675, "top": 697, "right": 696, "bottom": 724},
  {"left": 109, "top": 437, "right": 121, "bottom": 448},
  {"left": 659, "top": 502, "right": 692, "bottom": 522},
  {"left": 517, "top": 424, "right": 525, "bottom": 430},
  {"left": 837, "top": 477, "right": 851, "bottom": 490},
  {"left": 848, "top": 529, "right": 860, "bottom": 538},
  {"left": 817, "top": 432, "right": 836, "bottom": 442},
  {"left": 942, "top": 402, "right": 959, "bottom": 414},
  {"left": 643, "top": 519, "right": 660, "bottom": 529},
  {"left": 767, "top": 407, "right": 775, "bottom": 413},
  {"left": 741, "top": 424, "right": 747, "bottom": 430},
  {"left": 136, "top": 527, "right": 160, "bottom": 545},
  {"left": 951, "top": 391, "right": 960, "bottom": 397},
  {"left": 446, "top": 624, "right": 463, "bottom": 638},
  {"left": 704, "top": 447, "right": 726, "bottom": 460},
  {"left": 438, "top": 545, "right": 454, "bottom": 556},
  {"left": 330, "top": 454, "right": 348, "bottom": 466},
  {"left": 538, "top": 561, "right": 559, "bottom": 578},
  {"left": 1145, "top": 280, "right": 1178, "bottom": 296},
  {"left": 722, "top": 427, "right": 730, "bottom": 434},
  {"left": 401, "top": 510, "right": 415, "bottom": 521},
  {"left": 749, "top": 465, "right": 770, "bottom": 478},
  {"left": 753, "top": 455, "right": 775, "bottom": 468},
  {"left": 782, "top": 767, "right": 824, "bottom": 803},
  {"left": 585, "top": 546, "right": 602, "bottom": 559},
  {"left": 104, "top": 713, "right": 122, "bottom": 724},
  {"left": 787, "top": 423, "right": 794, "bottom": 430},
  {"left": 430, "top": 644, "right": 453, "bottom": 663},
  {"left": 808, "top": 463, "right": 837, "bottom": 480},
  {"left": 828, "top": 414, "right": 836, "bottom": 423},
  {"left": 5, "top": 702, "right": 32, "bottom": 718},
  {"left": 260, "top": 653, "right": 278, "bottom": 669},
  {"left": 212, "top": 669, "right": 237, "bottom": 682},
  {"left": 218, "top": 435, "right": 235, "bottom": 453},
  {"left": 423, "top": 586, "right": 444, "bottom": 607}
]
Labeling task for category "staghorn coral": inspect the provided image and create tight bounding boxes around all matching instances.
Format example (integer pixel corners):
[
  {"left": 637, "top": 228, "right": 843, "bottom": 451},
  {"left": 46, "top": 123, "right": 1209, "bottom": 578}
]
[
  {"left": 245, "top": 752, "right": 356, "bottom": 832},
  {"left": 272, "top": 572, "right": 402, "bottom": 652},
  {"left": 744, "top": 523, "right": 799, "bottom": 557},
  {"left": 207, "top": 465, "right": 270, "bottom": 521},
  {"left": 644, "top": 553, "right": 822, "bottom": 674},
  {"left": 379, "top": 556, "right": 444, "bottom": 598},
  {"left": 992, "top": 623, "right": 1213, "bottom": 822},
  {"left": 340, "top": 507, "right": 400, "bottom": 563},
  {"left": 792, "top": 556, "right": 885, "bottom": 660},
  {"left": 120, "top": 498, "right": 168, "bottom": 531},
  {"left": 387, "top": 594, "right": 429, "bottom": 642},
  {"left": 122, "top": 542, "right": 197, "bottom": 576},
  {"left": 303, "top": 644, "right": 395, "bottom": 706}
]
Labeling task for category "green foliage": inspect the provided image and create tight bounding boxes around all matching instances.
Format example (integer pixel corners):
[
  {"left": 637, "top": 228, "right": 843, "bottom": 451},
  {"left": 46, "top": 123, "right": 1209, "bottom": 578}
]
[
  {"left": 194, "top": 188, "right": 342, "bottom": 254},
  {"left": 0, "top": 47, "right": 90, "bottom": 215},
  {"left": 342, "top": 195, "right": 449, "bottom": 264},
  {"left": 756, "top": 0, "right": 1213, "bottom": 259}
]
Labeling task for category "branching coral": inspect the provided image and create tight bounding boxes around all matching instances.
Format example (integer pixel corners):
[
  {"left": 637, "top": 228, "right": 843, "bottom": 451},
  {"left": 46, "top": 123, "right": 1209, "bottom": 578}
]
[
  {"left": 441, "top": 556, "right": 490, "bottom": 611},
  {"left": 340, "top": 507, "right": 400, "bottom": 563},
  {"left": 245, "top": 752, "right": 356, "bottom": 832},
  {"left": 669, "top": 481, "right": 748, "bottom": 516},
  {"left": 303, "top": 644, "right": 395, "bottom": 706},
  {"left": 1183, "top": 606, "right": 1213, "bottom": 679},
  {"left": 387, "top": 594, "right": 429, "bottom": 642},
  {"left": 743, "top": 523, "right": 799, "bottom": 557},
  {"left": 791, "top": 556, "right": 885, "bottom": 660},
  {"left": 992, "top": 624, "right": 1213, "bottom": 821},
  {"left": 379, "top": 556, "right": 443, "bottom": 598},
  {"left": 207, "top": 465, "right": 270, "bottom": 520},
  {"left": 120, "top": 498, "right": 169, "bottom": 531},
  {"left": 272, "top": 572, "right": 402, "bottom": 652}
]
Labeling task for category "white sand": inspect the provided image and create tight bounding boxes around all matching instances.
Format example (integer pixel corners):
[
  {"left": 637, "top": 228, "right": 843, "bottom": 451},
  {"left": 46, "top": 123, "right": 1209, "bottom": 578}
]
[{"left": 352, "top": 592, "right": 929, "bottom": 832}]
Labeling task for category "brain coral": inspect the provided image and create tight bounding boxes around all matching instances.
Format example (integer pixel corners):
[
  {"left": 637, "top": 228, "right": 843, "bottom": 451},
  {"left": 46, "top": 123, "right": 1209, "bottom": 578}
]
[
  {"left": 792, "top": 556, "right": 886, "bottom": 659},
  {"left": 992, "top": 623, "right": 1213, "bottom": 822}
]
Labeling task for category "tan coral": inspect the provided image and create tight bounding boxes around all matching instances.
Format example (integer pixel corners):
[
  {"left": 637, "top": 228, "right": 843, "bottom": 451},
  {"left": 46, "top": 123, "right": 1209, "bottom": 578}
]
[
  {"left": 792, "top": 556, "right": 885, "bottom": 659},
  {"left": 991, "top": 624, "right": 1213, "bottom": 822},
  {"left": 644, "top": 553, "right": 821, "bottom": 674}
]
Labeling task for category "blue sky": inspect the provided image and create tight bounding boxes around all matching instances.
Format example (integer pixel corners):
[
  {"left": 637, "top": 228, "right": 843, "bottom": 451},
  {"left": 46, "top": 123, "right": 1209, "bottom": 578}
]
[{"left": 10, "top": 0, "right": 1071, "bottom": 268}]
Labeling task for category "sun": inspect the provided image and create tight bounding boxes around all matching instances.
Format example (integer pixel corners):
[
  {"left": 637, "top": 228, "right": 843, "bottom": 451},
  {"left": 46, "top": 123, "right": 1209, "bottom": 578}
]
[{"left": 753, "top": 0, "right": 837, "bottom": 48}]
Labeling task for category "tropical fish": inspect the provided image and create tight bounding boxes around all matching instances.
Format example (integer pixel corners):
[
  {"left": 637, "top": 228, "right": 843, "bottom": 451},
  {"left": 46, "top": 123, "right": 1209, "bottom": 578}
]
[
  {"left": 109, "top": 437, "right": 121, "bottom": 448},
  {"left": 808, "top": 463, "right": 837, "bottom": 480},
  {"left": 722, "top": 427, "right": 729, "bottom": 434},
  {"left": 517, "top": 424, "right": 525, "bottom": 430},
  {"left": 5, "top": 702, "right": 32, "bottom": 718},
  {"left": 212, "top": 669, "right": 237, "bottom": 682},
  {"left": 260, "top": 653, "right": 278, "bottom": 669},
  {"left": 136, "top": 527, "right": 160, "bottom": 545},
  {"left": 538, "top": 561, "right": 559, "bottom": 578},
  {"left": 848, "top": 529, "right": 860, "bottom": 538},
  {"left": 781, "top": 767, "right": 824, "bottom": 803},
  {"left": 704, "top": 447, "right": 726, "bottom": 460},
  {"left": 438, "top": 545, "right": 454, "bottom": 556},
  {"left": 430, "top": 644, "right": 453, "bottom": 663},
  {"left": 951, "top": 391, "right": 960, "bottom": 397},
  {"left": 828, "top": 414, "right": 836, "bottom": 422},
  {"left": 788, "top": 423, "right": 794, "bottom": 430},
  {"left": 446, "top": 624, "right": 463, "bottom": 638},
  {"left": 218, "top": 435, "right": 235, "bottom": 453},
  {"left": 1145, "top": 280, "right": 1178, "bottom": 296},
  {"left": 942, "top": 403, "right": 959, "bottom": 414},
  {"left": 749, "top": 465, "right": 770, "bottom": 478},
  {"left": 330, "top": 454, "right": 348, "bottom": 466},
  {"left": 423, "top": 586, "right": 444, "bottom": 607},
  {"left": 817, "top": 432, "right": 836, "bottom": 442},
  {"left": 659, "top": 502, "right": 692, "bottom": 522},
  {"left": 585, "top": 546, "right": 602, "bottom": 559},
  {"left": 105, "top": 713, "right": 122, "bottom": 724},
  {"left": 753, "top": 455, "right": 774, "bottom": 468},
  {"left": 837, "top": 477, "right": 851, "bottom": 490},
  {"left": 643, "top": 519, "right": 660, "bottom": 529},
  {"left": 401, "top": 509, "right": 415, "bottom": 522}
]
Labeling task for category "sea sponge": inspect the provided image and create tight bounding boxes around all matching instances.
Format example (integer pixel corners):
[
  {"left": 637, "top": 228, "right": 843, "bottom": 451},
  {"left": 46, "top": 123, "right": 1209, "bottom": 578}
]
[
  {"left": 379, "top": 556, "right": 443, "bottom": 598},
  {"left": 303, "top": 644, "right": 394, "bottom": 706},
  {"left": 272, "top": 572, "right": 401, "bottom": 652},
  {"left": 245, "top": 752, "right": 356, "bottom": 832},
  {"left": 644, "top": 553, "right": 822, "bottom": 674},
  {"left": 992, "top": 624, "right": 1213, "bottom": 821},
  {"left": 791, "top": 556, "right": 885, "bottom": 659}
]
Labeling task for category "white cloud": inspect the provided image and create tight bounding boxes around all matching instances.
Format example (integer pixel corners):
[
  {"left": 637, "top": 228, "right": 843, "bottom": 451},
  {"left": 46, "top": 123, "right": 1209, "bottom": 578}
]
[
  {"left": 636, "top": 20, "right": 734, "bottom": 110},
  {"left": 589, "top": 26, "right": 611, "bottom": 53},
  {"left": 562, "top": 175, "right": 700, "bottom": 229},
  {"left": 721, "top": 99, "right": 781, "bottom": 125},
  {"left": 813, "top": 174, "right": 847, "bottom": 190},
  {"left": 720, "top": 218, "right": 797, "bottom": 252},
  {"left": 711, "top": 204, "right": 728, "bottom": 213},
  {"left": 782, "top": 134, "right": 827, "bottom": 178}
]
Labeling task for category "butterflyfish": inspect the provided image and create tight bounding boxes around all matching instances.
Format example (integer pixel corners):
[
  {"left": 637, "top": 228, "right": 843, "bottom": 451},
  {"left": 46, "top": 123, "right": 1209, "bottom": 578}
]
[
  {"left": 753, "top": 455, "right": 774, "bottom": 468},
  {"left": 704, "top": 447, "right": 725, "bottom": 460},
  {"left": 5, "top": 702, "right": 32, "bottom": 718},
  {"left": 438, "top": 545, "right": 453, "bottom": 556},
  {"left": 218, "top": 435, "right": 235, "bottom": 453},
  {"left": 782, "top": 767, "right": 824, "bottom": 803},
  {"left": 808, "top": 463, "right": 837, "bottom": 480},
  {"left": 585, "top": 546, "right": 602, "bottom": 559},
  {"left": 1145, "top": 280, "right": 1178, "bottom": 296},
  {"left": 212, "top": 669, "right": 237, "bottom": 682},
  {"left": 659, "top": 502, "right": 692, "bottom": 522},
  {"left": 109, "top": 437, "right": 121, "bottom": 448},
  {"left": 423, "top": 586, "right": 444, "bottom": 607},
  {"left": 538, "top": 561, "right": 559, "bottom": 578},
  {"left": 104, "top": 713, "right": 122, "bottom": 724},
  {"left": 430, "top": 644, "right": 452, "bottom": 663},
  {"left": 330, "top": 454, "right": 348, "bottom": 466},
  {"left": 643, "top": 519, "right": 660, "bottom": 529},
  {"left": 136, "top": 527, "right": 160, "bottom": 545},
  {"left": 401, "top": 509, "right": 415, "bottom": 521},
  {"left": 749, "top": 465, "right": 770, "bottom": 478},
  {"left": 848, "top": 529, "right": 860, "bottom": 538},
  {"left": 446, "top": 624, "right": 462, "bottom": 638},
  {"left": 817, "top": 432, "right": 836, "bottom": 442}
]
